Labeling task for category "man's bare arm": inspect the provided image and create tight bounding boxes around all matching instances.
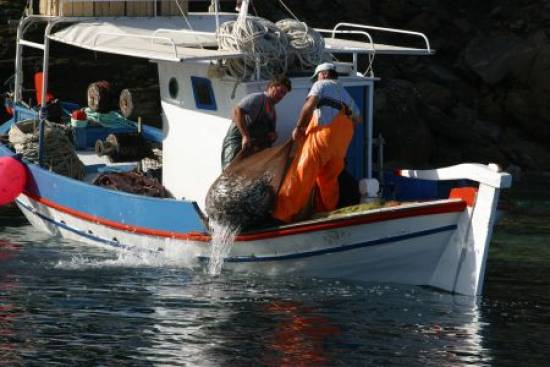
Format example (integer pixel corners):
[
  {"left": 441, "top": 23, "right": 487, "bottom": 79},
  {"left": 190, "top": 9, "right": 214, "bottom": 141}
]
[
  {"left": 296, "top": 96, "right": 318, "bottom": 129},
  {"left": 232, "top": 106, "right": 251, "bottom": 148},
  {"left": 292, "top": 96, "right": 318, "bottom": 140}
]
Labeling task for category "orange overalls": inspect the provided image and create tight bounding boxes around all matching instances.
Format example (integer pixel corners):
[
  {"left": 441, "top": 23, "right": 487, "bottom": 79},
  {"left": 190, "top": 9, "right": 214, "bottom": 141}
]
[{"left": 273, "top": 108, "right": 354, "bottom": 223}]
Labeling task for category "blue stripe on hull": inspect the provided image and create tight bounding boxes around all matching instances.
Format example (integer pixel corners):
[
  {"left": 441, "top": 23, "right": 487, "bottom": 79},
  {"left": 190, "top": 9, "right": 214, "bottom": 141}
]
[
  {"left": 217, "top": 225, "right": 456, "bottom": 263},
  {"left": 17, "top": 198, "right": 136, "bottom": 251},
  {"left": 18, "top": 197, "right": 457, "bottom": 264}
]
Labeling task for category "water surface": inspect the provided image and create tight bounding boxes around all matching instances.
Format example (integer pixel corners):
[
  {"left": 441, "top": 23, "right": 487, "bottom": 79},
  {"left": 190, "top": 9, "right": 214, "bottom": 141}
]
[{"left": 1, "top": 200, "right": 549, "bottom": 366}]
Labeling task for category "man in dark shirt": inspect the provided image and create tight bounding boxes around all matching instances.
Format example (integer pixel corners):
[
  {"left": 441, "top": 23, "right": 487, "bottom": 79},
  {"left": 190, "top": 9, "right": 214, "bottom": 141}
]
[{"left": 221, "top": 75, "right": 291, "bottom": 168}]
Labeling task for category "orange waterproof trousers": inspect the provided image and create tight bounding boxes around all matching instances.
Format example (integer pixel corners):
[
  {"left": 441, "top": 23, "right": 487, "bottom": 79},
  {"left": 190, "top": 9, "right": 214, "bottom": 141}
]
[{"left": 273, "top": 110, "right": 354, "bottom": 223}]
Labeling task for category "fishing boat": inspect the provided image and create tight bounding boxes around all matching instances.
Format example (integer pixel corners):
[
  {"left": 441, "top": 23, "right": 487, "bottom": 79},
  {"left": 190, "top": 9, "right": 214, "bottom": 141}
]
[{"left": 0, "top": 0, "right": 511, "bottom": 296}]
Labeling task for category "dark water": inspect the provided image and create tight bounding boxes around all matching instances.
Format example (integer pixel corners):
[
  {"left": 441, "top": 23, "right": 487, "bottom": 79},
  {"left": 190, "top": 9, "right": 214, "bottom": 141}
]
[{"left": 1, "top": 199, "right": 550, "bottom": 366}]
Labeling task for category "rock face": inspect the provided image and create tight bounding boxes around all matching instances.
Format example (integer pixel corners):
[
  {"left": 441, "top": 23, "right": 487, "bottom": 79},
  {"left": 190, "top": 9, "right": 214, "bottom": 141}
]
[
  {"left": 276, "top": 0, "right": 550, "bottom": 170},
  {"left": 2, "top": 0, "right": 550, "bottom": 170}
]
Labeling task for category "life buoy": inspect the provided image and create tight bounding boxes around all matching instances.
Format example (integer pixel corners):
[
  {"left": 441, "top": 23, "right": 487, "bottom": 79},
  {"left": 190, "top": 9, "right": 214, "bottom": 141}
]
[{"left": 0, "top": 157, "right": 27, "bottom": 206}]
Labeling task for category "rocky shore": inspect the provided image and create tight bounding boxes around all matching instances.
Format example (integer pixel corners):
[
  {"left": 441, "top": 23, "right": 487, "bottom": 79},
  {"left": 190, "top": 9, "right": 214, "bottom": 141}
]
[{"left": 2, "top": 0, "right": 550, "bottom": 171}]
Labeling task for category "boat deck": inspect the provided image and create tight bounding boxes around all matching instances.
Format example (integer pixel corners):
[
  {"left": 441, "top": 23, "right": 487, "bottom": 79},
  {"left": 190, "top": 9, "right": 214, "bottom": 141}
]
[{"left": 77, "top": 151, "right": 139, "bottom": 183}]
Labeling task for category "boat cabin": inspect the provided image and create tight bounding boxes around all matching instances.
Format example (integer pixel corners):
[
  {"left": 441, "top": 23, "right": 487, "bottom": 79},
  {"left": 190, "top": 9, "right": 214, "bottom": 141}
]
[{"left": 9, "top": 0, "right": 433, "bottom": 209}]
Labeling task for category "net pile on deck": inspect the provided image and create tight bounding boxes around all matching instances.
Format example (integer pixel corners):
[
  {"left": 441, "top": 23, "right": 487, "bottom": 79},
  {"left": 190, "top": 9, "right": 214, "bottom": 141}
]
[
  {"left": 205, "top": 141, "right": 293, "bottom": 231},
  {"left": 8, "top": 120, "right": 85, "bottom": 180},
  {"left": 92, "top": 170, "right": 172, "bottom": 198}
]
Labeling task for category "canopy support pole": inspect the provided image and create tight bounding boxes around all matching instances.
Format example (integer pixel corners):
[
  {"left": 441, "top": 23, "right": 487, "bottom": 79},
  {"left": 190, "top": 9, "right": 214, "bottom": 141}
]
[{"left": 38, "top": 21, "right": 55, "bottom": 167}]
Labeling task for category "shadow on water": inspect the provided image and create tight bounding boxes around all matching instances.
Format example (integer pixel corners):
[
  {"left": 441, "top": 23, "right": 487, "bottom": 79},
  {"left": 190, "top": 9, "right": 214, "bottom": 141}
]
[
  {"left": 0, "top": 204, "right": 28, "bottom": 228},
  {"left": 481, "top": 172, "right": 550, "bottom": 366}
]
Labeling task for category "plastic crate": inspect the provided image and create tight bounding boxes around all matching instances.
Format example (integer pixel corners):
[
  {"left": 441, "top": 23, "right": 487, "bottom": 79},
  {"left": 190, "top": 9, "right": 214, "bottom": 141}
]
[{"left": 72, "top": 125, "right": 136, "bottom": 150}]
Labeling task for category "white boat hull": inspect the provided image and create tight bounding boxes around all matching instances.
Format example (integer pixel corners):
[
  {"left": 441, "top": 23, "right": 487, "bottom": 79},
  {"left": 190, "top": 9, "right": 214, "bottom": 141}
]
[{"left": 16, "top": 192, "right": 464, "bottom": 289}]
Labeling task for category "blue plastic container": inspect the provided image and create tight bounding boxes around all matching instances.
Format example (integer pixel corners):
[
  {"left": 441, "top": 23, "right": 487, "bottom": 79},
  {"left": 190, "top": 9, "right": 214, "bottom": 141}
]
[{"left": 72, "top": 126, "right": 135, "bottom": 150}]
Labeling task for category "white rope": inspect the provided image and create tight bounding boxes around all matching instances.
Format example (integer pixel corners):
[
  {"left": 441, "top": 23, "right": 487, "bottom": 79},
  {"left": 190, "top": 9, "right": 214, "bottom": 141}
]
[
  {"left": 276, "top": 19, "right": 325, "bottom": 72},
  {"left": 174, "top": 0, "right": 195, "bottom": 35},
  {"left": 364, "top": 53, "right": 375, "bottom": 77},
  {"left": 218, "top": 16, "right": 289, "bottom": 80}
]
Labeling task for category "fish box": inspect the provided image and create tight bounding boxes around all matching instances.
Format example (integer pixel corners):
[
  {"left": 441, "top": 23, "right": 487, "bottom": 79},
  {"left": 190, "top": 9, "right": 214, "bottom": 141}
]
[{"left": 38, "top": 0, "right": 187, "bottom": 17}]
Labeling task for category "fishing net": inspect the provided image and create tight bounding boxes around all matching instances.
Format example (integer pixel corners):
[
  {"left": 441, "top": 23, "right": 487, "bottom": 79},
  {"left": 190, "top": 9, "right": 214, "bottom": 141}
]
[
  {"left": 8, "top": 120, "right": 85, "bottom": 180},
  {"left": 205, "top": 140, "right": 294, "bottom": 231},
  {"left": 92, "top": 170, "right": 172, "bottom": 198}
]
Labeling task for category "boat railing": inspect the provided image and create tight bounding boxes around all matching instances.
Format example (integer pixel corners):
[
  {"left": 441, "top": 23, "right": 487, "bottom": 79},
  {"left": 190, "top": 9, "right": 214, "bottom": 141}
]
[
  {"left": 316, "top": 29, "right": 375, "bottom": 49},
  {"left": 332, "top": 22, "right": 432, "bottom": 53},
  {"left": 315, "top": 22, "right": 433, "bottom": 76},
  {"left": 315, "top": 28, "right": 375, "bottom": 75}
]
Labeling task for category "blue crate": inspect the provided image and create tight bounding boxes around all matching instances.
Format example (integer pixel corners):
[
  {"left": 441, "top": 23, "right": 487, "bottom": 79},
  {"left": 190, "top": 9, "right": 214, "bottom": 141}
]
[{"left": 72, "top": 126, "right": 136, "bottom": 150}]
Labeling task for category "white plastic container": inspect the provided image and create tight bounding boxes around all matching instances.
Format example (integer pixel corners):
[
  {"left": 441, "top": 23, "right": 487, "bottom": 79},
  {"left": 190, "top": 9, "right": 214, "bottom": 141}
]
[
  {"left": 359, "top": 178, "right": 380, "bottom": 204},
  {"left": 70, "top": 118, "right": 88, "bottom": 128}
]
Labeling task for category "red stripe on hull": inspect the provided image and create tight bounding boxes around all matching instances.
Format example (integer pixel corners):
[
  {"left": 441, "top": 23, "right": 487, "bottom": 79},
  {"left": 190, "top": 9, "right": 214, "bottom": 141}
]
[{"left": 23, "top": 191, "right": 466, "bottom": 243}]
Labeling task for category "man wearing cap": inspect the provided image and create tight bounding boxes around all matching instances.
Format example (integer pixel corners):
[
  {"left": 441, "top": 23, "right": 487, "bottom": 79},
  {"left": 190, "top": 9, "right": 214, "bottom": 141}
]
[
  {"left": 273, "top": 63, "right": 362, "bottom": 223},
  {"left": 221, "top": 74, "right": 291, "bottom": 169}
]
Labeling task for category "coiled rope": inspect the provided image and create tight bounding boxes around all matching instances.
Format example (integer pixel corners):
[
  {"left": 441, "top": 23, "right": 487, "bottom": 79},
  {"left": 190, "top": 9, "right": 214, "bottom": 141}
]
[
  {"left": 276, "top": 19, "right": 326, "bottom": 72},
  {"left": 218, "top": 16, "right": 289, "bottom": 80}
]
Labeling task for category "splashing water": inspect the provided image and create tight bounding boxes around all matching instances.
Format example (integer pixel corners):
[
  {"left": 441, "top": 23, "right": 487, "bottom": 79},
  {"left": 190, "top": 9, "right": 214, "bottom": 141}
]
[
  {"left": 55, "top": 241, "right": 199, "bottom": 270},
  {"left": 208, "top": 221, "right": 239, "bottom": 275}
]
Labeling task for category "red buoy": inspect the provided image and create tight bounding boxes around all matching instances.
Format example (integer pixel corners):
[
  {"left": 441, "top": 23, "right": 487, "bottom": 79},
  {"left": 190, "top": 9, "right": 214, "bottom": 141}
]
[{"left": 0, "top": 157, "right": 27, "bottom": 206}]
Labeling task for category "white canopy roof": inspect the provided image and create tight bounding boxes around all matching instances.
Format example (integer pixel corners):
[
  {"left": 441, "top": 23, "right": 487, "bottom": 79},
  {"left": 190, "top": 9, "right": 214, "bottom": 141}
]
[
  {"left": 49, "top": 16, "right": 244, "bottom": 62},
  {"left": 48, "top": 16, "right": 433, "bottom": 63}
]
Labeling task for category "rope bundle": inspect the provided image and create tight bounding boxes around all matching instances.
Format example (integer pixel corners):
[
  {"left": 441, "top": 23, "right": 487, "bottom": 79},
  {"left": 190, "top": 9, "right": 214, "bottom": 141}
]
[
  {"left": 217, "top": 16, "right": 330, "bottom": 80},
  {"left": 276, "top": 19, "right": 326, "bottom": 71},
  {"left": 218, "top": 16, "right": 289, "bottom": 80}
]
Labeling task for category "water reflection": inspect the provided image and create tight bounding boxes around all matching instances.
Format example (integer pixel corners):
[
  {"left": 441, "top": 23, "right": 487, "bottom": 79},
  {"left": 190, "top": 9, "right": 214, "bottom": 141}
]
[
  {"left": 0, "top": 223, "right": 548, "bottom": 366},
  {"left": 137, "top": 274, "right": 492, "bottom": 366},
  {"left": 0, "top": 239, "right": 23, "bottom": 366},
  {"left": 262, "top": 300, "right": 341, "bottom": 366}
]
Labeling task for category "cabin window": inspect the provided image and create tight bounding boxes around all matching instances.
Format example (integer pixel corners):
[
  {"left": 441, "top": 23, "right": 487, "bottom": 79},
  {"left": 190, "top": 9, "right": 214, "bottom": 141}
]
[
  {"left": 168, "top": 77, "right": 179, "bottom": 99},
  {"left": 191, "top": 76, "right": 217, "bottom": 111}
]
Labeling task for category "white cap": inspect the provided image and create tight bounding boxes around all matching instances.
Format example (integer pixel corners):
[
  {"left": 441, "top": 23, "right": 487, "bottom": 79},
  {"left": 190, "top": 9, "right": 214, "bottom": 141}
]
[{"left": 311, "top": 62, "right": 336, "bottom": 79}]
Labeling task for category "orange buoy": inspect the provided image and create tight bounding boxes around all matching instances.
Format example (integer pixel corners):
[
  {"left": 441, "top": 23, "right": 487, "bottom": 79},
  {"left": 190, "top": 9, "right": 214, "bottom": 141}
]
[{"left": 0, "top": 157, "right": 27, "bottom": 206}]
